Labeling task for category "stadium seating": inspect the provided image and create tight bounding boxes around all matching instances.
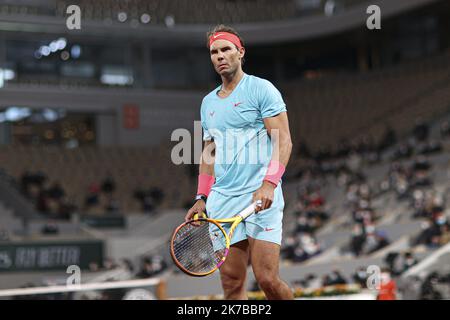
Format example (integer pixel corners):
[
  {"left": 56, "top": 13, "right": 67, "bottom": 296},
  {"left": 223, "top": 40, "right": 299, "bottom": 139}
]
[
  {"left": 0, "top": 0, "right": 370, "bottom": 25},
  {"left": 283, "top": 51, "right": 450, "bottom": 155},
  {"left": 2, "top": 51, "right": 450, "bottom": 217},
  {"left": 0, "top": 143, "right": 194, "bottom": 215}
]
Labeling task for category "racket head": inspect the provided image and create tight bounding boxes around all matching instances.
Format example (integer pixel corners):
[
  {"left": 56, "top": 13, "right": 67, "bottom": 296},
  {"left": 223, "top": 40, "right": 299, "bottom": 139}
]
[{"left": 170, "top": 218, "right": 231, "bottom": 277}]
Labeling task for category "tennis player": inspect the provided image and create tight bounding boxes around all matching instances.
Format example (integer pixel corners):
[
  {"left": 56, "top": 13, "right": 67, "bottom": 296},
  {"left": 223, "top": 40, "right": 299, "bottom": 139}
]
[{"left": 185, "top": 25, "right": 294, "bottom": 300}]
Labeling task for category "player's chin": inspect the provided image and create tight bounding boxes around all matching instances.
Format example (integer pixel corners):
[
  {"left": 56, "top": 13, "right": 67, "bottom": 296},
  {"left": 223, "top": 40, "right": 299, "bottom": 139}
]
[{"left": 217, "top": 67, "right": 231, "bottom": 75}]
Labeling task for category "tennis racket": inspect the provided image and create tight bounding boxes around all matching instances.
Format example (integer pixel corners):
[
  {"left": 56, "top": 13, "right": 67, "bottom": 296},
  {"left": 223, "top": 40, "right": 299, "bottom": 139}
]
[{"left": 170, "top": 200, "right": 260, "bottom": 277}]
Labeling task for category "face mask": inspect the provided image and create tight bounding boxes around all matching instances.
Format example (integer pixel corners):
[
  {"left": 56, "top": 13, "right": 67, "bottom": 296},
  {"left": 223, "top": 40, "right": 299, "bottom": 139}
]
[
  {"left": 381, "top": 273, "right": 391, "bottom": 283},
  {"left": 437, "top": 218, "right": 447, "bottom": 225}
]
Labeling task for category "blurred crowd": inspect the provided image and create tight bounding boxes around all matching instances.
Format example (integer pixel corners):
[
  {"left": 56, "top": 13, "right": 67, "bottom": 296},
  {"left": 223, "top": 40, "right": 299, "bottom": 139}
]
[
  {"left": 285, "top": 249, "right": 423, "bottom": 300},
  {"left": 275, "top": 117, "right": 450, "bottom": 299},
  {"left": 345, "top": 179, "right": 391, "bottom": 257},
  {"left": 20, "top": 170, "right": 76, "bottom": 220},
  {"left": 281, "top": 185, "right": 328, "bottom": 263},
  {"left": 17, "top": 171, "right": 165, "bottom": 220}
]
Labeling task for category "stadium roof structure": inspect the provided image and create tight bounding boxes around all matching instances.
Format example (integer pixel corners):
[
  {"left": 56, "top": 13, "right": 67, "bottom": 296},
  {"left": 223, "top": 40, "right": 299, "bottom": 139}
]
[{"left": 0, "top": 0, "right": 441, "bottom": 46}]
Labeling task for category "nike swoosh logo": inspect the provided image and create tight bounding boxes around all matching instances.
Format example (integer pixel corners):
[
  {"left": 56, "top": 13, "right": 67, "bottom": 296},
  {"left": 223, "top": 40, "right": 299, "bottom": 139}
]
[
  {"left": 264, "top": 228, "right": 275, "bottom": 232},
  {"left": 234, "top": 102, "right": 243, "bottom": 107},
  {"left": 213, "top": 33, "right": 225, "bottom": 39}
]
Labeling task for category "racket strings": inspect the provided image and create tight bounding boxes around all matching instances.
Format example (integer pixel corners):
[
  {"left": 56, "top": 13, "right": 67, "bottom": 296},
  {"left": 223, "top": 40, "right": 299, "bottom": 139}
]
[{"left": 172, "top": 220, "right": 227, "bottom": 274}]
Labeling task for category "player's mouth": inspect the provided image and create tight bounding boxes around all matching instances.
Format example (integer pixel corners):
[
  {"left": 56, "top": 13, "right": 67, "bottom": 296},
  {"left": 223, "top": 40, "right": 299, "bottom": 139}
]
[{"left": 218, "top": 63, "right": 228, "bottom": 70}]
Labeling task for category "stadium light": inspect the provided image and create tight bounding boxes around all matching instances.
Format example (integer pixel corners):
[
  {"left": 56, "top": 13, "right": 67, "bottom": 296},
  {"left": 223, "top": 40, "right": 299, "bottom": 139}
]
[
  {"left": 5, "top": 107, "right": 31, "bottom": 122},
  {"left": 61, "top": 51, "right": 70, "bottom": 61},
  {"left": 40, "top": 46, "right": 51, "bottom": 56},
  {"left": 3, "top": 69, "right": 15, "bottom": 80},
  {"left": 50, "top": 41, "right": 59, "bottom": 53},
  {"left": 101, "top": 74, "right": 134, "bottom": 86},
  {"left": 324, "top": 0, "right": 336, "bottom": 16},
  {"left": 42, "top": 109, "right": 59, "bottom": 122},
  {"left": 71, "top": 45, "right": 81, "bottom": 59},
  {"left": 141, "top": 13, "right": 151, "bottom": 24},
  {"left": 34, "top": 51, "right": 42, "bottom": 59},
  {"left": 56, "top": 38, "right": 67, "bottom": 50},
  {"left": 165, "top": 15, "right": 175, "bottom": 28},
  {"left": 35, "top": 38, "right": 68, "bottom": 59},
  {"left": 0, "top": 68, "right": 15, "bottom": 88},
  {"left": 118, "top": 12, "right": 127, "bottom": 22}
]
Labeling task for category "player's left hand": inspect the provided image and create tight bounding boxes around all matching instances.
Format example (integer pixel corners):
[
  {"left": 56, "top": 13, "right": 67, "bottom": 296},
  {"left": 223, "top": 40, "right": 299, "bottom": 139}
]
[{"left": 253, "top": 181, "right": 276, "bottom": 212}]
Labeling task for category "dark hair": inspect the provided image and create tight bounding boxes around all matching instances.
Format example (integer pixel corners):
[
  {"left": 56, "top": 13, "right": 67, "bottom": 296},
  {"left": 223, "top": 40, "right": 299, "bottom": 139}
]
[{"left": 206, "top": 24, "right": 245, "bottom": 65}]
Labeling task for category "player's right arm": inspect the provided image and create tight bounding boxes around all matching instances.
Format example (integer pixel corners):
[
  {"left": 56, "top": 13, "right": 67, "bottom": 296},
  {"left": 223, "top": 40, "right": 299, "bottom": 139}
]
[{"left": 185, "top": 140, "right": 215, "bottom": 221}]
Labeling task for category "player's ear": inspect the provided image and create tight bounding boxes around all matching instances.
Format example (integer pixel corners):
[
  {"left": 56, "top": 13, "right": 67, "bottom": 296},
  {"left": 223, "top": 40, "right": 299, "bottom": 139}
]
[{"left": 238, "top": 47, "right": 245, "bottom": 60}]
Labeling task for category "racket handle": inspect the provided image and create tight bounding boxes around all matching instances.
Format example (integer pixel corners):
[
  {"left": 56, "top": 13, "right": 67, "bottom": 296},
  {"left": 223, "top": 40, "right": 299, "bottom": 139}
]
[{"left": 237, "top": 202, "right": 258, "bottom": 220}]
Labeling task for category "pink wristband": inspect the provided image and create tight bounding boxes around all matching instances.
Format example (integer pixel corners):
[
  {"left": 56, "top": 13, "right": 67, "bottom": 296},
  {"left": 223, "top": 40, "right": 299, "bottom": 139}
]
[
  {"left": 263, "top": 160, "right": 285, "bottom": 187},
  {"left": 197, "top": 174, "right": 215, "bottom": 197}
]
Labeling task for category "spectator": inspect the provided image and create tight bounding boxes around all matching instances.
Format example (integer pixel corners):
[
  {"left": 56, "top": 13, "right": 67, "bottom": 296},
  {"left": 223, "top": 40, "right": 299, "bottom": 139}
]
[
  {"left": 150, "top": 255, "right": 167, "bottom": 276},
  {"left": 398, "top": 275, "right": 422, "bottom": 300},
  {"left": 413, "top": 119, "right": 429, "bottom": 142},
  {"left": 101, "top": 175, "right": 116, "bottom": 195},
  {"left": 402, "top": 252, "right": 418, "bottom": 273},
  {"left": 292, "top": 246, "right": 309, "bottom": 263},
  {"left": 378, "top": 125, "right": 397, "bottom": 151},
  {"left": 136, "top": 255, "right": 167, "bottom": 278},
  {"left": 392, "top": 143, "right": 413, "bottom": 160},
  {"left": 36, "top": 187, "right": 49, "bottom": 213},
  {"left": 350, "top": 224, "right": 366, "bottom": 256},
  {"left": 149, "top": 187, "right": 164, "bottom": 206},
  {"left": 295, "top": 215, "right": 311, "bottom": 233},
  {"left": 306, "top": 274, "right": 322, "bottom": 289},
  {"left": 384, "top": 252, "right": 403, "bottom": 276},
  {"left": 133, "top": 186, "right": 165, "bottom": 213},
  {"left": 353, "top": 267, "right": 368, "bottom": 288},
  {"left": 328, "top": 270, "right": 347, "bottom": 285},
  {"left": 366, "top": 230, "right": 390, "bottom": 254},
  {"left": 420, "top": 272, "right": 443, "bottom": 300},
  {"left": 281, "top": 236, "right": 297, "bottom": 260},
  {"left": 121, "top": 259, "right": 135, "bottom": 273},
  {"left": 85, "top": 182, "right": 100, "bottom": 208},
  {"left": 415, "top": 211, "right": 450, "bottom": 247},
  {"left": 47, "top": 181, "right": 65, "bottom": 201},
  {"left": 136, "top": 258, "right": 154, "bottom": 278},
  {"left": 41, "top": 221, "right": 59, "bottom": 235},
  {"left": 103, "top": 258, "right": 118, "bottom": 270},
  {"left": 377, "top": 268, "right": 397, "bottom": 300},
  {"left": 440, "top": 120, "right": 450, "bottom": 139},
  {"left": 440, "top": 224, "right": 450, "bottom": 245}
]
